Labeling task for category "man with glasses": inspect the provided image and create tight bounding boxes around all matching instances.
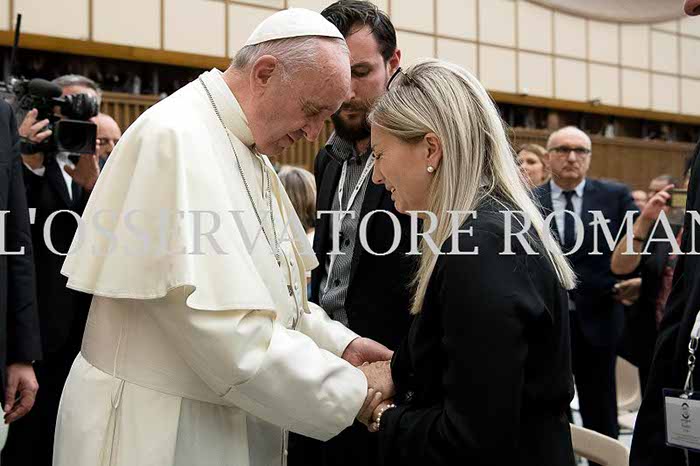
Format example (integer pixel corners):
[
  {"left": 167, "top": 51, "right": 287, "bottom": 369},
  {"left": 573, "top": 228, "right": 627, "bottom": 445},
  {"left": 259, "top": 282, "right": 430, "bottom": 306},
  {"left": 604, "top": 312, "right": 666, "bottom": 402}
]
[
  {"left": 93, "top": 113, "right": 121, "bottom": 164},
  {"left": 534, "top": 126, "right": 637, "bottom": 456}
]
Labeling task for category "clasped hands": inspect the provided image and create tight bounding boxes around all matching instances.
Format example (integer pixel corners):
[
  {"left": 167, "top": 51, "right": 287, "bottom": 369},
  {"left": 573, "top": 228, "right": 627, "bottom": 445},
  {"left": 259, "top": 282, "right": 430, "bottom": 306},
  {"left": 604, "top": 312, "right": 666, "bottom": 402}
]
[{"left": 341, "top": 337, "right": 396, "bottom": 432}]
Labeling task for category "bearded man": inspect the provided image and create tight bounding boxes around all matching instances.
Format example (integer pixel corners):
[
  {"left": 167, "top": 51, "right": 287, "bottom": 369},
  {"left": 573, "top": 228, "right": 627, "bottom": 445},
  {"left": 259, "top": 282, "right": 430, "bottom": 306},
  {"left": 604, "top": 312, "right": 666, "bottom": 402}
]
[{"left": 290, "top": 2, "right": 416, "bottom": 466}]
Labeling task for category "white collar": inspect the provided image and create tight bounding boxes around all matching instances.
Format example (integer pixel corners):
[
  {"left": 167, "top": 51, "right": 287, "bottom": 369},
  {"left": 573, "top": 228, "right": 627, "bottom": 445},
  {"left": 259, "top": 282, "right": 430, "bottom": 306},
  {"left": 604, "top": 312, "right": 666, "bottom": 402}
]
[
  {"left": 200, "top": 69, "right": 255, "bottom": 148},
  {"left": 551, "top": 178, "right": 586, "bottom": 199}
]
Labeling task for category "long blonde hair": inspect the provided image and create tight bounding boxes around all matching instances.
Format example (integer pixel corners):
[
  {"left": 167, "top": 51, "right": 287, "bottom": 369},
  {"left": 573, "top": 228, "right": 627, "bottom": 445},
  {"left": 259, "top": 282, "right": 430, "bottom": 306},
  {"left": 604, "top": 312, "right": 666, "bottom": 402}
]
[{"left": 368, "top": 59, "right": 576, "bottom": 314}]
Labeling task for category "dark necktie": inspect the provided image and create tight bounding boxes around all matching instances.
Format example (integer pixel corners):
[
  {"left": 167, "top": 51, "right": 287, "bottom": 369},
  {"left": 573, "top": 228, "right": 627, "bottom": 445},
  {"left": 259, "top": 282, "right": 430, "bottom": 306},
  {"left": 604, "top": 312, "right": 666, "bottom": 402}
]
[{"left": 563, "top": 190, "right": 577, "bottom": 250}]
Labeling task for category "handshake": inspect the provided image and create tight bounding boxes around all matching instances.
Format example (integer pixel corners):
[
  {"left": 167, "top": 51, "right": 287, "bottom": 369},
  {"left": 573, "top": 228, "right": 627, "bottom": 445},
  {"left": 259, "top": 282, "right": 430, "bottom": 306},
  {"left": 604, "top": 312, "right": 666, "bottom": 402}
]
[{"left": 341, "top": 337, "right": 397, "bottom": 433}]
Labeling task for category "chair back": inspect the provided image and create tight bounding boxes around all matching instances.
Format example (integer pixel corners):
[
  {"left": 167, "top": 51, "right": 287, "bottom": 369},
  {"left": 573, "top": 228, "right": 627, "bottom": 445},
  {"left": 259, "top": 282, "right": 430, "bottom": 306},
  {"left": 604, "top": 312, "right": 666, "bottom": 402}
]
[
  {"left": 570, "top": 424, "right": 630, "bottom": 466},
  {"left": 616, "top": 357, "right": 642, "bottom": 412}
]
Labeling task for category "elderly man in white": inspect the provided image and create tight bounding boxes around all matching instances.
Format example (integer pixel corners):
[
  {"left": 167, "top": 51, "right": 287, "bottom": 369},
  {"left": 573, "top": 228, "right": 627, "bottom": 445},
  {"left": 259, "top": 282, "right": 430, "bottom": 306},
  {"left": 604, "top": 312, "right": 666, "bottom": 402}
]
[{"left": 53, "top": 9, "right": 391, "bottom": 466}]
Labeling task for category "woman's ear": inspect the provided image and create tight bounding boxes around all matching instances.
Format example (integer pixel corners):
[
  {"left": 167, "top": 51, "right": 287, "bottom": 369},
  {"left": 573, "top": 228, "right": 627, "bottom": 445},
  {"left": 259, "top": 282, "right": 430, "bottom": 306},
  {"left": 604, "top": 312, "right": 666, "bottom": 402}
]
[{"left": 424, "top": 133, "right": 443, "bottom": 170}]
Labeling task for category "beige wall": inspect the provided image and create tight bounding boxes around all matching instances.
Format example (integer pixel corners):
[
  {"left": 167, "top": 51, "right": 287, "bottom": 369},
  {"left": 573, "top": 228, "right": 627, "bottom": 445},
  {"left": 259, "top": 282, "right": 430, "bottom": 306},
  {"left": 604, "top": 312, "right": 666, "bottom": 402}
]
[{"left": 3, "top": 0, "right": 700, "bottom": 116}]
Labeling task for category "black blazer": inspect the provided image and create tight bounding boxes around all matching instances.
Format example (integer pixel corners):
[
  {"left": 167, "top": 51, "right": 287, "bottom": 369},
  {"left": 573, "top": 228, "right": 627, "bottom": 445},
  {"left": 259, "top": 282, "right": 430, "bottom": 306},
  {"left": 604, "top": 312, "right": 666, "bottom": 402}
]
[
  {"left": 310, "top": 146, "right": 414, "bottom": 350},
  {"left": 534, "top": 179, "right": 638, "bottom": 347},
  {"left": 378, "top": 200, "right": 575, "bottom": 466},
  {"left": 22, "top": 146, "right": 92, "bottom": 356},
  {"left": 631, "top": 140, "right": 700, "bottom": 466},
  {"left": 0, "top": 101, "right": 42, "bottom": 401}
]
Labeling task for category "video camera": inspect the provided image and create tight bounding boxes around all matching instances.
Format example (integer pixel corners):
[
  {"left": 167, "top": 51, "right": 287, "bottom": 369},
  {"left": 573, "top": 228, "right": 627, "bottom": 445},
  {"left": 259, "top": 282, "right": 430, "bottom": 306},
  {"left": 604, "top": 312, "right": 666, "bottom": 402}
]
[
  {"left": 1, "top": 77, "right": 98, "bottom": 155},
  {"left": 0, "top": 14, "right": 98, "bottom": 155}
]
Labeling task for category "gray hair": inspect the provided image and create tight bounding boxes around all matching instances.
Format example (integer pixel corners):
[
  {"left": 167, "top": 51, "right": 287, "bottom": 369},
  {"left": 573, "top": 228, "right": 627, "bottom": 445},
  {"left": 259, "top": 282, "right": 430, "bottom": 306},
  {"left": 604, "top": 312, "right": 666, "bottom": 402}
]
[
  {"left": 52, "top": 74, "right": 102, "bottom": 105},
  {"left": 231, "top": 36, "right": 348, "bottom": 81}
]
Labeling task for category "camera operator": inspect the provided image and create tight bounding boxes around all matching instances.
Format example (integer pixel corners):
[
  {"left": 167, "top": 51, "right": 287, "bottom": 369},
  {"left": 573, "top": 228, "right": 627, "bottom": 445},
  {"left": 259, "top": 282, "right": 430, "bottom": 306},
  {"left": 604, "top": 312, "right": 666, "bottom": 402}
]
[
  {"left": 1, "top": 74, "right": 100, "bottom": 466},
  {"left": 0, "top": 96, "right": 42, "bottom": 441}
]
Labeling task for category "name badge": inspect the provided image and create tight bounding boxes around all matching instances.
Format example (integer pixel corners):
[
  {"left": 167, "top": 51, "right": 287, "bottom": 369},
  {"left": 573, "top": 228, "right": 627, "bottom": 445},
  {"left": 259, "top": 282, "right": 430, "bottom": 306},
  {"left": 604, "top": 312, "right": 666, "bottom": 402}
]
[{"left": 664, "top": 388, "right": 700, "bottom": 452}]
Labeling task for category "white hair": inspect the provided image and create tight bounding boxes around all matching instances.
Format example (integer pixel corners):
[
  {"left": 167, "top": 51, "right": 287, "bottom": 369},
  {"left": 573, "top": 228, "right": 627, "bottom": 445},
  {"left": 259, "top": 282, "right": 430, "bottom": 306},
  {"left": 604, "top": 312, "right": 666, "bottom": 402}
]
[
  {"left": 231, "top": 36, "right": 349, "bottom": 82},
  {"left": 369, "top": 59, "right": 576, "bottom": 314}
]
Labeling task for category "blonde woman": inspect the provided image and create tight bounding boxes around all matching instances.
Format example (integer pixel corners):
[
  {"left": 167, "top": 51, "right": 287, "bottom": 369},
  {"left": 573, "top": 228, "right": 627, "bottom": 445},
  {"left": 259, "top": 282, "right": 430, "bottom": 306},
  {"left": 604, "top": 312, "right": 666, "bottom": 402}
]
[
  {"left": 517, "top": 143, "right": 549, "bottom": 188},
  {"left": 356, "top": 60, "right": 577, "bottom": 466}
]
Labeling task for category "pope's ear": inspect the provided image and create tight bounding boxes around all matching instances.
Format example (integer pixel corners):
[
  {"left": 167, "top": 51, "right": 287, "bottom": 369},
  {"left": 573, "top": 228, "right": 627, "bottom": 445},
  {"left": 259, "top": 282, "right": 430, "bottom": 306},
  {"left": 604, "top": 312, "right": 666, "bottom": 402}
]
[{"left": 250, "top": 55, "right": 279, "bottom": 93}]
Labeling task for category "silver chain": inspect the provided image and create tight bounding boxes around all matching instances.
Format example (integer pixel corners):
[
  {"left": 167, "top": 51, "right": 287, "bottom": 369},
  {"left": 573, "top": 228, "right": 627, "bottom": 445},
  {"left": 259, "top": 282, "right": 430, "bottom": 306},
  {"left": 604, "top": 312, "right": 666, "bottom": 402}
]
[{"left": 198, "top": 78, "right": 280, "bottom": 265}]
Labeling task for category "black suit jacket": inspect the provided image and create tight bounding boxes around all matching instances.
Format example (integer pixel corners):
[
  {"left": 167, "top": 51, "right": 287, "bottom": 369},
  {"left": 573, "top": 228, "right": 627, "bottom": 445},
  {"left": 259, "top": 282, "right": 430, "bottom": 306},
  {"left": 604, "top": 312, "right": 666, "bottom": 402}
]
[
  {"left": 631, "top": 140, "right": 700, "bottom": 466},
  {"left": 534, "top": 179, "right": 638, "bottom": 347},
  {"left": 22, "top": 149, "right": 92, "bottom": 356},
  {"left": 378, "top": 200, "right": 575, "bottom": 466},
  {"left": 291, "top": 145, "right": 416, "bottom": 466},
  {"left": 310, "top": 146, "right": 414, "bottom": 350},
  {"left": 0, "top": 101, "right": 42, "bottom": 402}
]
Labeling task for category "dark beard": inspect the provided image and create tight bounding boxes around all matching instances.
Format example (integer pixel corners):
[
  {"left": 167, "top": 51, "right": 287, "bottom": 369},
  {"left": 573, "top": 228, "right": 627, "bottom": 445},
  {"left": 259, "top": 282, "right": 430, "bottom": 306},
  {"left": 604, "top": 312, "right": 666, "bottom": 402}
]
[{"left": 330, "top": 109, "right": 371, "bottom": 143}]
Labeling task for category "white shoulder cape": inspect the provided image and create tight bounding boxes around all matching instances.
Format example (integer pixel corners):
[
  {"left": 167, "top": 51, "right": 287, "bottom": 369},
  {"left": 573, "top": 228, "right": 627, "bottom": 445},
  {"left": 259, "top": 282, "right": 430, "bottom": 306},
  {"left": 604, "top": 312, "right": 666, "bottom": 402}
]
[{"left": 61, "top": 70, "right": 318, "bottom": 312}]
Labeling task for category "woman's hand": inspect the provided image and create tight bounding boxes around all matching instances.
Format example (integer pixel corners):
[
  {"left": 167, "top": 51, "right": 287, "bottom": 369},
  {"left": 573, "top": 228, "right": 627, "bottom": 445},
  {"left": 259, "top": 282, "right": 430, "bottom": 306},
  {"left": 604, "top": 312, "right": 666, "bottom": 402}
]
[
  {"left": 357, "top": 388, "right": 384, "bottom": 426},
  {"left": 367, "top": 399, "right": 396, "bottom": 433},
  {"left": 359, "top": 360, "right": 395, "bottom": 399}
]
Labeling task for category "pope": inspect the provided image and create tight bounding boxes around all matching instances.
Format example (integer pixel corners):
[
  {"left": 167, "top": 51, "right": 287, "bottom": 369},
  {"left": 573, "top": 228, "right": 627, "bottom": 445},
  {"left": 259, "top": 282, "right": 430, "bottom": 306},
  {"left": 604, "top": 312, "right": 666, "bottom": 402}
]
[{"left": 53, "top": 9, "right": 392, "bottom": 466}]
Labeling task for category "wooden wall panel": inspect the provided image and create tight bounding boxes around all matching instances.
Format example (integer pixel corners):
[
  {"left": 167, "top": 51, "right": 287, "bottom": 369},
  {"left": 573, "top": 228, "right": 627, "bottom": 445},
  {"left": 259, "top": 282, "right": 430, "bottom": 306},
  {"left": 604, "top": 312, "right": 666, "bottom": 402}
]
[
  {"left": 512, "top": 128, "right": 694, "bottom": 189},
  {"left": 101, "top": 93, "right": 695, "bottom": 190}
]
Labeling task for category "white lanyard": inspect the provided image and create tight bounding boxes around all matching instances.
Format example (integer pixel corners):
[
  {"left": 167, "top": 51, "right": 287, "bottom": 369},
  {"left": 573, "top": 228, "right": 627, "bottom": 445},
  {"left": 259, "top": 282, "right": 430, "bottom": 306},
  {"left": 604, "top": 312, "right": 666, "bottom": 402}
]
[
  {"left": 323, "top": 155, "right": 375, "bottom": 293},
  {"left": 337, "top": 156, "right": 375, "bottom": 224},
  {"left": 684, "top": 310, "right": 700, "bottom": 393}
]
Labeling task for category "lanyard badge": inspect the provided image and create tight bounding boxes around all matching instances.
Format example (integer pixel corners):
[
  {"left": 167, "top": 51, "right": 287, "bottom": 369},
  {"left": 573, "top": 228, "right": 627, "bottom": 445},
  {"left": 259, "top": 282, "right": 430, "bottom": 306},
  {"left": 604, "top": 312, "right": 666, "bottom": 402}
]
[
  {"left": 323, "top": 156, "right": 375, "bottom": 294},
  {"left": 664, "top": 311, "right": 700, "bottom": 457}
]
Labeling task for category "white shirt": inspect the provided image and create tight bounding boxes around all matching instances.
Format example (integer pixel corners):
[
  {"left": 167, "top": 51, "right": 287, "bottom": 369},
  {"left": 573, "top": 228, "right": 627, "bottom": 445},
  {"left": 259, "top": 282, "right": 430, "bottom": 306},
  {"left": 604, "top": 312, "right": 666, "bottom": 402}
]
[
  {"left": 550, "top": 178, "right": 586, "bottom": 240},
  {"left": 24, "top": 152, "right": 75, "bottom": 201}
]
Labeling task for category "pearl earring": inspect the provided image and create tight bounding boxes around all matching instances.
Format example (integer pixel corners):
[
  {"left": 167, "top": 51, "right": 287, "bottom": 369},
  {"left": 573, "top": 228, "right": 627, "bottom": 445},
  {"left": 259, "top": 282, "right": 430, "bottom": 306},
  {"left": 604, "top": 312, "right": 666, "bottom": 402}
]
[{"left": 427, "top": 166, "right": 435, "bottom": 173}]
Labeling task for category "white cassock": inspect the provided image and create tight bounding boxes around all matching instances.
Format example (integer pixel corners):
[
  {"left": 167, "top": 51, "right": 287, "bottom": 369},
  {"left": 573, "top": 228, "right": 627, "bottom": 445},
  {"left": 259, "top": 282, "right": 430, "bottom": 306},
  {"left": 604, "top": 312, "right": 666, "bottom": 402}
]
[{"left": 53, "top": 68, "right": 367, "bottom": 466}]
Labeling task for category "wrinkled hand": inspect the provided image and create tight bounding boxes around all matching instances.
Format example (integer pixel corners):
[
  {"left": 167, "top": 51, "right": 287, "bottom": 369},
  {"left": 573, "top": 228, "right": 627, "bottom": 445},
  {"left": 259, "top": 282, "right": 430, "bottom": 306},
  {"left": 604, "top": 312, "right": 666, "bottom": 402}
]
[
  {"left": 64, "top": 154, "right": 100, "bottom": 191},
  {"left": 4, "top": 363, "right": 38, "bottom": 424},
  {"left": 342, "top": 337, "right": 393, "bottom": 367},
  {"left": 641, "top": 184, "right": 673, "bottom": 223},
  {"left": 356, "top": 388, "right": 384, "bottom": 427},
  {"left": 359, "top": 360, "right": 395, "bottom": 400},
  {"left": 613, "top": 277, "right": 642, "bottom": 306}
]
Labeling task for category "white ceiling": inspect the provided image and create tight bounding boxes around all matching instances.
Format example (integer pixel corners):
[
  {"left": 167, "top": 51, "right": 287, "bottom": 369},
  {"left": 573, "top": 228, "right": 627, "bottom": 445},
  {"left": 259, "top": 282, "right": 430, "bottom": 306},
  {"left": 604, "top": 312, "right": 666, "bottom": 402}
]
[{"left": 529, "top": 0, "right": 686, "bottom": 23}]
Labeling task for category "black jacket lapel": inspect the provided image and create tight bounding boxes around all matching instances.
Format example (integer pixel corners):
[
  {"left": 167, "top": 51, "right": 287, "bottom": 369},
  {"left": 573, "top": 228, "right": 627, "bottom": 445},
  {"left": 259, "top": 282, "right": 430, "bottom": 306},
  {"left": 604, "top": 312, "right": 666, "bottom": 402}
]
[{"left": 310, "top": 149, "right": 343, "bottom": 302}]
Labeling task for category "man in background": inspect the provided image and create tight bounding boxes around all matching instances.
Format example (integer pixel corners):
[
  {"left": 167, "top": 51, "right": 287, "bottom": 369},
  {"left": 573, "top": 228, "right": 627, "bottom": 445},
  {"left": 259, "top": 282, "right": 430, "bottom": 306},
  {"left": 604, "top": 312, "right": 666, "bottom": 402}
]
[
  {"left": 94, "top": 112, "right": 121, "bottom": 164},
  {"left": 290, "top": 2, "right": 414, "bottom": 466},
  {"left": 2, "top": 74, "right": 100, "bottom": 466},
  {"left": 534, "top": 126, "right": 637, "bottom": 460}
]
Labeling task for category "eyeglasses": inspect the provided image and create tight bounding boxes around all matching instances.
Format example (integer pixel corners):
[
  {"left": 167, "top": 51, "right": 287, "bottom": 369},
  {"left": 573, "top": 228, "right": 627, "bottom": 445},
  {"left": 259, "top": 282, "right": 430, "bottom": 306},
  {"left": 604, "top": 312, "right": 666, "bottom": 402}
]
[{"left": 548, "top": 146, "right": 591, "bottom": 157}]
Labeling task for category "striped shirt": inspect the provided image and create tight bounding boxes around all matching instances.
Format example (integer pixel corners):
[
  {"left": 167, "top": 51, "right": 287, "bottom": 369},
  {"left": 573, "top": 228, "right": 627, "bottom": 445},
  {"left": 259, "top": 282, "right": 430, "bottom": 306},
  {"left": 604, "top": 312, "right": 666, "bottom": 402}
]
[{"left": 318, "top": 133, "right": 372, "bottom": 326}]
